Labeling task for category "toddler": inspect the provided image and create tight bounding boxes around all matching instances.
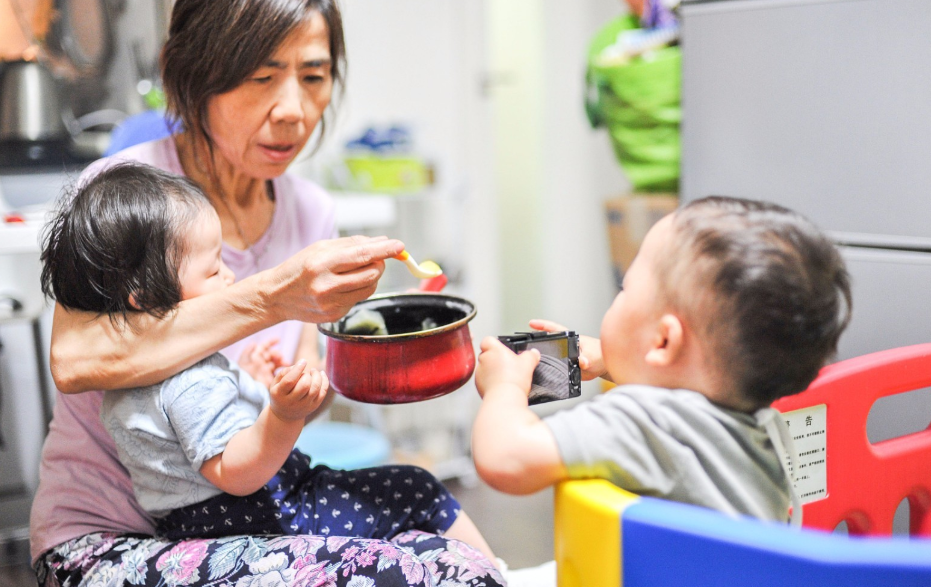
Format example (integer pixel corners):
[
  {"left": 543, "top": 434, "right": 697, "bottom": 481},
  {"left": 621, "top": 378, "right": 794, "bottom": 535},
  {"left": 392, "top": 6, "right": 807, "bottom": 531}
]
[
  {"left": 472, "top": 196, "right": 852, "bottom": 525},
  {"left": 40, "top": 162, "right": 497, "bottom": 566}
]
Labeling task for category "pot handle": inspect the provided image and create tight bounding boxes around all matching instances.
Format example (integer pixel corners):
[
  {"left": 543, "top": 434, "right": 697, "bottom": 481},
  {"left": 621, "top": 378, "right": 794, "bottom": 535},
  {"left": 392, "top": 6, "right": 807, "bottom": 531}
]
[{"left": 418, "top": 274, "right": 448, "bottom": 292}]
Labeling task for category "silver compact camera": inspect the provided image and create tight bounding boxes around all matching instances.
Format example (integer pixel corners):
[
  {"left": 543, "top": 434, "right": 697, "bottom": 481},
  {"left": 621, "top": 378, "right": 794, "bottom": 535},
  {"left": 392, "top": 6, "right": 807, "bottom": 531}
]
[{"left": 498, "top": 331, "right": 582, "bottom": 405}]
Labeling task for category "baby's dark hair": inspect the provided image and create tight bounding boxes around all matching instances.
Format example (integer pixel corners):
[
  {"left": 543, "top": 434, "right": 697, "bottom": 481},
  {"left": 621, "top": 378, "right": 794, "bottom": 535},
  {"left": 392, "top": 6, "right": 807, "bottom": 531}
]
[
  {"left": 659, "top": 196, "right": 852, "bottom": 409},
  {"left": 41, "top": 162, "right": 211, "bottom": 323}
]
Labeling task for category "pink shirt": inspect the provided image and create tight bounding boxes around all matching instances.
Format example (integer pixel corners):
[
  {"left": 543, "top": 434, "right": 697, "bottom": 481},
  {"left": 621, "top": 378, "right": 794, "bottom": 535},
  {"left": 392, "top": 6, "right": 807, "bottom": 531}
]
[{"left": 29, "top": 137, "right": 337, "bottom": 562}]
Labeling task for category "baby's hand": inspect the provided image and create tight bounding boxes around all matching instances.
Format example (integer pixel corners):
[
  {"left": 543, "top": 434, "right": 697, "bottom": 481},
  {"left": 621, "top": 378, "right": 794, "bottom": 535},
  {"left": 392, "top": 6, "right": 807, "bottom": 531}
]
[
  {"left": 268, "top": 360, "right": 329, "bottom": 422},
  {"left": 529, "top": 319, "right": 610, "bottom": 382},
  {"left": 239, "top": 338, "right": 287, "bottom": 388},
  {"left": 475, "top": 337, "right": 540, "bottom": 398}
]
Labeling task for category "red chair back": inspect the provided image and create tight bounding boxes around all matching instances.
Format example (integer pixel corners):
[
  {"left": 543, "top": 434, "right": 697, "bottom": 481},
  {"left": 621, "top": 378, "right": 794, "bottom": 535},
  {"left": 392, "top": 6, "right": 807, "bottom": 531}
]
[{"left": 773, "top": 343, "right": 931, "bottom": 536}]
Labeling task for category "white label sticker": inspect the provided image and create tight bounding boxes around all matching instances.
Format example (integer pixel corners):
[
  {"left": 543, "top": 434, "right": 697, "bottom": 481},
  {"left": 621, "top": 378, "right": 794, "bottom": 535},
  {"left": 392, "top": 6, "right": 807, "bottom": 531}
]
[{"left": 779, "top": 405, "right": 828, "bottom": 505}]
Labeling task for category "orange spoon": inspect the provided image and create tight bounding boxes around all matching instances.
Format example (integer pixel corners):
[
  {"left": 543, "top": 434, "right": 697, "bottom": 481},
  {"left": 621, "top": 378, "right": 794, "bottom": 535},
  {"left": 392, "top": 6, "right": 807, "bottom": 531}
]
[{"left": 394, "top": 251, "right": 443, "bottom": 279}]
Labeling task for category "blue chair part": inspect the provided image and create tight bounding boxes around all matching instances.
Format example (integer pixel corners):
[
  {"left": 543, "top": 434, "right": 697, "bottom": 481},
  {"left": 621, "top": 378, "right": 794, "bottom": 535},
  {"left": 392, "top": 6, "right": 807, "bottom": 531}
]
[
  {"left": 294, "top": 421, "right": 392, "bottom": 470},
  {"left": 624, "top": 497, "right": 931, "bottom": 587},
  {"left": 554, "top": 479, "right": 931, "bottom": 587},
  {"left": 105, "top": 110, "right": 178, "bottom": 156}
]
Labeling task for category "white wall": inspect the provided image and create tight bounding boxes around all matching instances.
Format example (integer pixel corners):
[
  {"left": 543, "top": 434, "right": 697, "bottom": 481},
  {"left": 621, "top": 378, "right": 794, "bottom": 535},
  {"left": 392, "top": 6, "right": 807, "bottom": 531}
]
[
  {"left": 295, "top": 2, "right": 499, "bottom": 343},
  {"left": 481, "top": 0, "right": 632, "bottom": 411},
  {"left": 537, "top": 0, "right": 629, "bottom": 335},
  {"left": 487, "top": 0, "right": 629, "bottom": 356},
  {"left": 288, "top": 1, "right": 498, "bottom": 468}
]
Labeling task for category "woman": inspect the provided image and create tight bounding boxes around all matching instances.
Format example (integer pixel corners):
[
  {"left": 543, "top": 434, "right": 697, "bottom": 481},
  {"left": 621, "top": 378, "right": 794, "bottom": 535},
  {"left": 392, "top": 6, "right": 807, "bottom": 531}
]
[{"left": 30, "top": 1, "right": 504, "bottom": 585}]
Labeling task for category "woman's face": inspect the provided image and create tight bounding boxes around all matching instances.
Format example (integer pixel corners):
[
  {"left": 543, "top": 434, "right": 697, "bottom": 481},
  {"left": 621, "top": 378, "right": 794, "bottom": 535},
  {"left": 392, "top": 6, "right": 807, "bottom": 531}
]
[{"left": 205, "top": 12, "right": 333, "bottom": 179}]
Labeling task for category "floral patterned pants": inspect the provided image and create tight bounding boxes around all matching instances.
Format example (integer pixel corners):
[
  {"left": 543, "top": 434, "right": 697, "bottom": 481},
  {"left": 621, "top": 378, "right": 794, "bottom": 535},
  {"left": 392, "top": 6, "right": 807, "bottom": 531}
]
[{"left": 35, "top": 530, "right": 506, "bottom": 587}]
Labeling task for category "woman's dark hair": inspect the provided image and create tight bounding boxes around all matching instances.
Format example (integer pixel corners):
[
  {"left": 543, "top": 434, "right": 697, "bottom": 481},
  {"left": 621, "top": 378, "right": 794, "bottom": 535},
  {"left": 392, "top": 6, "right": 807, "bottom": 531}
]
[
  {"left": 41, "top": 162, "right": 211, "bottom": 324},
  {"left": 659, "top": 196, "right": 852, "bottom": 408},
  {"left": 161, "top": 0, "right": 345, "bottom": 152}
]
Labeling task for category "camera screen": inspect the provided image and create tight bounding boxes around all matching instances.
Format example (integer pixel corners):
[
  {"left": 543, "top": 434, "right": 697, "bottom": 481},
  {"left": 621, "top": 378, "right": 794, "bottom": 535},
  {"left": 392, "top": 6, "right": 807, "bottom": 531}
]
[
  {"left": 525, "top": 338, "right": 572, "bottom": 403},
  {"left": 498, "top": 332, "right": 581, "bottom": 405}
]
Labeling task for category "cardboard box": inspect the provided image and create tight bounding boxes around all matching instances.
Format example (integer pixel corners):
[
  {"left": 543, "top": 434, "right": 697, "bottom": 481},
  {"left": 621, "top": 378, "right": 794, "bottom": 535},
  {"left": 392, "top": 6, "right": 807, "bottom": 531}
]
[{"left": 605, "top": 194, "right": 679, "bottom": 288}]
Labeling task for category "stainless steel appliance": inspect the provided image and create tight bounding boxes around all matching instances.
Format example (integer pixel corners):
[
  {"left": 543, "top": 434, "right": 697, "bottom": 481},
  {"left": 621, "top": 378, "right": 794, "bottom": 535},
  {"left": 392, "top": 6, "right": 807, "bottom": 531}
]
[
  {"left": 680, "top": 0, "right": 931, "bottom": 361},
  {"left": 0, "top": 60, "right": 65, "bottom": 141},
  {"left": 680, "top": 0, "right": 931, "bottom": 533},
  {"left": 0, "top": 59, "right": 71, "bottom": 165},
  {"left": 0, "top": 0, "right": 117, "bottom": 167}
]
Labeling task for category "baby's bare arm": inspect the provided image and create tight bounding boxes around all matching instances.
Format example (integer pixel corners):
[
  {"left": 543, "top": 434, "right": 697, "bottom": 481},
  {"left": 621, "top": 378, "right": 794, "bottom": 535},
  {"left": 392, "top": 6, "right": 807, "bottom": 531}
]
[
  {"left": 472, "top": 337, "right": 568, "bottom": 494},
  {"left": 200, "top": 362, "right": 326, "bottom": 495}
]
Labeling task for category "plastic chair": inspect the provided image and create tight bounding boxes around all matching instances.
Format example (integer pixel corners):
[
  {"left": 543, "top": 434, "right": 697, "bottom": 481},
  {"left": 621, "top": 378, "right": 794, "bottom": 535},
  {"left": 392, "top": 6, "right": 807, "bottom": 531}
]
[
  {"left": 555, "top": 480, "right": 931, "bottom": 587},
  {"left": 771, "top": 343, "right": 931, "bottom": 536},
  {"left": 554, "top": 343, "right": 931, "bottom": 586}
]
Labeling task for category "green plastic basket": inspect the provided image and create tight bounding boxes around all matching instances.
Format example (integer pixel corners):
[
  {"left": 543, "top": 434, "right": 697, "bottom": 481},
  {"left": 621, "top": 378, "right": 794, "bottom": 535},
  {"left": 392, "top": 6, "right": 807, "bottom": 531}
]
[{"left": 586, "top": 15, "right": 681, "bottom": 192}]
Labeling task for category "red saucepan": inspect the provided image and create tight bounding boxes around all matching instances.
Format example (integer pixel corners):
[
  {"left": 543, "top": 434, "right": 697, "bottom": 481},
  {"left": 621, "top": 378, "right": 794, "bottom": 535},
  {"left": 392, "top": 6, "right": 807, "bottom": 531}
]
[{"left": 319, "top": 293, "right": 477, "bottom": 404}]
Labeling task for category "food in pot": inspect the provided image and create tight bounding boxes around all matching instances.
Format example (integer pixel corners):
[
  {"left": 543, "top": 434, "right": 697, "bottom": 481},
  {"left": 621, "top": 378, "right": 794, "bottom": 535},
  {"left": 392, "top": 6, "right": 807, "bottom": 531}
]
[
  {"left": 321, "top": 293, "right": 477, "bottom": 404},
  {"left": 341, "top": 308, "right": 389, "bottom": 336}
]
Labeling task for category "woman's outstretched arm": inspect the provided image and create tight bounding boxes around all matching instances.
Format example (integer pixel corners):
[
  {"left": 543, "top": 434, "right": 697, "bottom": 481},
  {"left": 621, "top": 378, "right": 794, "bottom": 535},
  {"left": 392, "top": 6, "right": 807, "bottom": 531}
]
[{"left": 51, "top": 235, "right": 404, "bottom": 393}]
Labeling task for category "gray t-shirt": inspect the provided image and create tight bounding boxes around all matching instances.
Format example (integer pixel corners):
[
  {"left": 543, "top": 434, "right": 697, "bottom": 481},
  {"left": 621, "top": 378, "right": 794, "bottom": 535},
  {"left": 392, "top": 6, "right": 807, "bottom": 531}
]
[
  {"left": 101, "top": 353, "right": 268, "bottom": 517},
  {"left": 544, "top": 385, "right": 790, "bottom": 522}
]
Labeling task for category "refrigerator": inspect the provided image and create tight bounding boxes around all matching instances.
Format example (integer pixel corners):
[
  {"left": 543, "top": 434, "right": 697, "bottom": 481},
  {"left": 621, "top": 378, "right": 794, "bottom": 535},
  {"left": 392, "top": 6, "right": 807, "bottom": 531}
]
[{"left": 680, "top": 0, "right": 931, "bottom": 533}]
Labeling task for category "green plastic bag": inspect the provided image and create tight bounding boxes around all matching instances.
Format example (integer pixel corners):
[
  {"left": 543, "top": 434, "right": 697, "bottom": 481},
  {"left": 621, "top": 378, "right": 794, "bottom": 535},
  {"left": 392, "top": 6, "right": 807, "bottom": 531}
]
[{"left": 586, "top": 15, "right": 681, "bottom": 193}]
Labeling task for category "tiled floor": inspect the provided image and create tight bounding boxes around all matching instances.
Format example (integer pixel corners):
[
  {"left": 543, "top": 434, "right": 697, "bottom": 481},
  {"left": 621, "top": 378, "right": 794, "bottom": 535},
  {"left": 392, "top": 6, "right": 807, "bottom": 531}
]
[
  {"left": 447, "top": 477, "right": 554, "bottom": 569},
  {"left": 0, "top": 536, "right": 34, "bottom": 587},
  {"left": 0, "top": 564, "right": 34, "bottom": 587},
  {"left": 0, "top": 477, "right": 554, "bottom": 586}
]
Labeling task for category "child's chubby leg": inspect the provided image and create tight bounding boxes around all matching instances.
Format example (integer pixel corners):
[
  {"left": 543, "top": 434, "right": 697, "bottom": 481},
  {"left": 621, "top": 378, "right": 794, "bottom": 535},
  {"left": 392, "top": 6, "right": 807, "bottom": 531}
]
[{"left": 442, "top": 510, "right": 498, "bottom": 567}]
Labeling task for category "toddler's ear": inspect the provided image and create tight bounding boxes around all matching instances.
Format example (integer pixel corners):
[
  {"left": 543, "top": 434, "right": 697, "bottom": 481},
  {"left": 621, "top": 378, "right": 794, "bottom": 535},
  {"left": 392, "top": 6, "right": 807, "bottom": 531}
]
[
  {"left": 127, "top": 291, "right": 142, "bottom": 311},
  {"left": 645, "top": 314, "right": 684, "bottom": 367}
]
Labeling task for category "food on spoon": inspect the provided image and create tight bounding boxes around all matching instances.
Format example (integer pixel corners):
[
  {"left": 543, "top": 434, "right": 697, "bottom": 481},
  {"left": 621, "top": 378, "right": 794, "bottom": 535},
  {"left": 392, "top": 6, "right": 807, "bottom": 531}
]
[{"left": 394, "top": 251, "right": 443, "bottom": 279}]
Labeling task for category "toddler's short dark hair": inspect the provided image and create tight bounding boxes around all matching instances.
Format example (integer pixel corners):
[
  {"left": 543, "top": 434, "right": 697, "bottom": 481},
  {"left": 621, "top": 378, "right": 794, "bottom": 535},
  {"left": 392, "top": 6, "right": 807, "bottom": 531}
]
[
  {"left": 41, "top": 162, "right": 211, "bottom": 323},
  {"left": 659, "top": 196, "right": 852, "bottom": 408}
]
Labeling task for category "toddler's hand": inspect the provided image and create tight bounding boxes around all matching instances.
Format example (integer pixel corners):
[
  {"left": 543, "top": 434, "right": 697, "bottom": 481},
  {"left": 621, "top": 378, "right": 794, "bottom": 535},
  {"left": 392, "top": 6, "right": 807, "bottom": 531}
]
[
  {"left": 529, "top": 319, "right": 611, "bottom": 382},
  {"left": 239, "top": 338, "right": 287, "bottom": 388},
  {"left": 475, "top": 337, "right": 540, "bottom": 398},
  {"left": 268, "top": 360, "right": 329, "bottom": 422}
]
